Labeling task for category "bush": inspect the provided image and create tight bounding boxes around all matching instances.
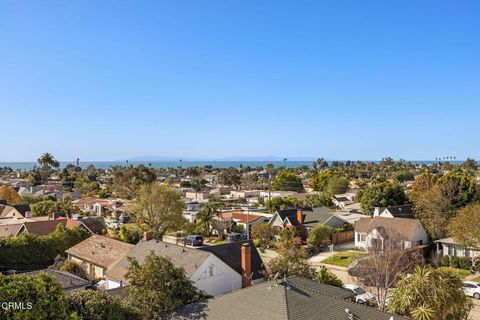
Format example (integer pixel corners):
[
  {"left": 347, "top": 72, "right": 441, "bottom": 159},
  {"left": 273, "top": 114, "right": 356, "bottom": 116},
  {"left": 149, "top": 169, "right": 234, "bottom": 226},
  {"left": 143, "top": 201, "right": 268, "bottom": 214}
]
[
  {"left": 307, "top": 225, "right": 333, "bottom": 253},
  {"left": 450, "top": 256, "right": 460, "bottom": 268},
  {"left": 119, "top": 224, "right": 144, "bottom": 244},
  {"left": 440, "top": 256, "right": 451, "bottom": 267},
  {"left": 458, "top": 257, "right": 472, "bottom": 270},
  {"left": 0, "top": 225, "right": 90, "bottom": 270}
]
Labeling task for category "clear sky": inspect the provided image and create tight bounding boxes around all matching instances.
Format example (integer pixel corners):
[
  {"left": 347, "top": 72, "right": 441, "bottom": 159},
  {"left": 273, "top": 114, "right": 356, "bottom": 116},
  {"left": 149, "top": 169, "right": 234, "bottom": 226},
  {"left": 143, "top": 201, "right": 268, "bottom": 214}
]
[{"left": 1, "top": 1, "right": 479, "bottom": 162}]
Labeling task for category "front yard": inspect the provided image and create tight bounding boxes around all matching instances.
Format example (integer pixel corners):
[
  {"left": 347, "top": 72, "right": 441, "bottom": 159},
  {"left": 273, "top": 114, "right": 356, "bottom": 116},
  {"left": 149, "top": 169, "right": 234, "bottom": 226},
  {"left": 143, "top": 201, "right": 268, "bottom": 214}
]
[
  {"left": 438, "top": 267, "right": 471, "bottom": 280},
  {"left": 321, "top": 251, "right": 367, "bottom": 267}
]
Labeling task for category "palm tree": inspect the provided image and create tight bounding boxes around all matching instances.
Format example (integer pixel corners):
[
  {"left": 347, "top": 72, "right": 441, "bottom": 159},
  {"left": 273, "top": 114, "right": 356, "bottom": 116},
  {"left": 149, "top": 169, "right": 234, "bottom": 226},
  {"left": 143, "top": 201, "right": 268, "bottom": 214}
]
[
  {"left": 37, "top": 153, "right": 59, "bottom": 170},
  {"left": 197, "top": 203, "right": 222, "bottom": 237}
]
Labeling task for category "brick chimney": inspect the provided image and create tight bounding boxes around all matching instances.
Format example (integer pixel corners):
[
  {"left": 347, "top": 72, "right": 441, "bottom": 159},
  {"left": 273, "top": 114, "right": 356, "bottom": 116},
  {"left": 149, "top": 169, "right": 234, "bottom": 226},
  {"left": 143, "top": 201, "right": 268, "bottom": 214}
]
[
  {"left": 241, "top": 243, "right": 252, "bottom": 288},
  {"left": 143, "top": 231, "right": 154, "bottom": 241},
  {"left": 296, "top": 209, "right": 304, "bottom": 224}
]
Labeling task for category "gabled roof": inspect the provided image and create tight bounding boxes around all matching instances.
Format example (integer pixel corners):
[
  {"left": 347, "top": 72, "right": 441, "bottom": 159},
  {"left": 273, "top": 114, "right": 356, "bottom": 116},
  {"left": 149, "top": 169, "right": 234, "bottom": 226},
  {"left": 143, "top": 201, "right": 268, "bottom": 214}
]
[
  {"left": 0, "top": 204, "right": 31, "bottom": 218},
  {"left": 106, "top": 240, "right": 212, "bottom": 284},
  {"left": 22, "top": 218, "right": 68, "bottom": 236},
  {"left": 220, "top": 211, "right": 266, "bottom": 224},
  {"left": 22, "top": 269, "right": 90, "bottom": 291},
  {"left": 0, "top": 223, "right": 23, "bottom": 238},
  {"left": 199, "top": 240, "right": 265, "bottom": 280},
  {"left": 66, "top": 235, "right": 134, "bottom": 269},
  {"left": 171, "top": 276, "right": 407, "bottom": 320},
  {"left": 382, "top": 204, "right": 414, "bottom": 219},
  {"left": 66, "top": 217, "right": 105, "bottom": 235},
  {"left": 355, "top": 216, "right": 424, "bottom": 241}
]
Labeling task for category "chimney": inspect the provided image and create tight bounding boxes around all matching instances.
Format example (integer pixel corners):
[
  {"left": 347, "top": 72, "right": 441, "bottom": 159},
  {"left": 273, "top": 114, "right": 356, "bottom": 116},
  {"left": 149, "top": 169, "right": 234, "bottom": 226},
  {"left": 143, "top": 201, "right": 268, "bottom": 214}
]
[
  {"left": 24, "top": 211, "right": 32, "bottom": 218},
  {"left": 241, "top": 243, "right": 252, "bottom": 288},
  {"left": 52, "top": 211, "right": 61, "bottom": 220},
  {"left": 373, "top": 207, "right": 381, "bottom": 217},
  {"left": 143, "top": 231, "right": 154, "bottom": 241},
  {"left": 296, "top": 209, "right": 304, "bottom": 224}
]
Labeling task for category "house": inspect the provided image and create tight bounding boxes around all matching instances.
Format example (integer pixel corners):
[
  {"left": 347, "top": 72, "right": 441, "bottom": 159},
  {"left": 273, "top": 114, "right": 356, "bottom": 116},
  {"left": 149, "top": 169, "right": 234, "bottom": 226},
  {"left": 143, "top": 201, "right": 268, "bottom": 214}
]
[
  {"left": 65, "top": 235, "right": 134, "bottom": 279},
  {"left": 18, "top": 216, "right": 68, "bottom": 236},
  {"left": 434, "top": 237, "right": 480, "bottom": 259},
  {"left": 106, "top": 234, "right": 265, "bottom": 296},
  {"left": 66, "top": 216, "right": 106, "bottom": 235},
  {"left": 0, "top": 204, "right": 32, "bottom": 219},
  {"left": 218, "top": 211, "right": 268, "bottom": 232},
  {"left": 0, "top": 223, "right": 24, "bottom": 238},
  {"left": 72, "top": 197, "right": 129, "bottom": 218},
  {"left": 229, "top": 190, "right": 260, "bottom": 199},
  {"left": 354, "top": 217, "right": 428, "bottom": 251},
  {"left": 170, "top": 276, "right": 407, "bottom": 320},
  {"left": 332, "top": 193, "right": 361, "bottom": 212},
  {"left": 269, "top": 208, "right": 349, "bottom": 239},
  {"left": 373, "top": 204, "right": 414, "bottom": 219},
  {"left": 259, "top": 190, "right": 296, "bottom": 200},
  {"left": 185, "top": 191, "right": 210, "bottom": 202},
  {"left": 22, "top": 269, "right": 91, "bottom": 295}
]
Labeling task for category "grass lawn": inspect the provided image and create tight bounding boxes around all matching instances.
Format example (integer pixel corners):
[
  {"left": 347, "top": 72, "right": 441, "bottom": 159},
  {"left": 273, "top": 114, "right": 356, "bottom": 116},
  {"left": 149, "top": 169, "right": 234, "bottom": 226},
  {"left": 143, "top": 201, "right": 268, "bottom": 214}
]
[
  {"left": 438, "top": 267, "right": 471, "bottom": 279},
  {"left": 321, "top": 251, "right": 367, "bottom": 267}
]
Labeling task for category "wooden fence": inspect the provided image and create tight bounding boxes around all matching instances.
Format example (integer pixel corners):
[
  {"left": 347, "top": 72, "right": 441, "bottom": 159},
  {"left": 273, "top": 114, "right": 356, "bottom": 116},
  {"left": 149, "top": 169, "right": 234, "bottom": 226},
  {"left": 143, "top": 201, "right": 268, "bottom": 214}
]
[{"left": 332, "top": 230, "right": 354, "bottom": 245}]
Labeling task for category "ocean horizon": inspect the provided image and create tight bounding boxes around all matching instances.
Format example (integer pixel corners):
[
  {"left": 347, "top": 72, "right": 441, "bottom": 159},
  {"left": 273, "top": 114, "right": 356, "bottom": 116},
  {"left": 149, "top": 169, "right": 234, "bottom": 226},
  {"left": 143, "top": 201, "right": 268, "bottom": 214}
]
[{"left": 0, "top": 160, "right": 456, "bottom": 171}]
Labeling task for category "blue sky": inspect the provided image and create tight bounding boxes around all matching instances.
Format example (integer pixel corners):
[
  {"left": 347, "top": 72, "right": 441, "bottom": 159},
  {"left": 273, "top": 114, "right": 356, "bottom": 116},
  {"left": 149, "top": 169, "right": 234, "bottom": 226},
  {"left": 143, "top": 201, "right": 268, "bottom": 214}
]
[{"left": 0, "top": 1, "right": 479, "bottom": 162}]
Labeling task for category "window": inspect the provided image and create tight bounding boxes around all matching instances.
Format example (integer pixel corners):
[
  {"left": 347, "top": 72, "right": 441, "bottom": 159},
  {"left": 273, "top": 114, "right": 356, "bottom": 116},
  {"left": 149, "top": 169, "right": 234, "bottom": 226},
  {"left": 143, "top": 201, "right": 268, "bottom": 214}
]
[
  {"left": 448, "top": 245, "right": 455, "bottom": 256},
  {"left": 360, "top": 234, "right": 366, "bottom": 242}
]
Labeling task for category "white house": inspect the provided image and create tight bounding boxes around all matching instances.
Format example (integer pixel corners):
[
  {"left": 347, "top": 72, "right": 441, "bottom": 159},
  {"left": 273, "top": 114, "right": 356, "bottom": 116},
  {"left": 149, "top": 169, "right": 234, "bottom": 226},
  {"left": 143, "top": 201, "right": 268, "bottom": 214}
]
[
  {"left": 373, "top": 204, "right": 414, "bottom": 219},
  {"left": 354, "top": 216, "right": 428, "bottom": 251},
  {"left": 435, "top": 237, "right": 480, "bottom": 258},
  {"left": 105, "top": 234, "right": 265, "bottom": 296}
]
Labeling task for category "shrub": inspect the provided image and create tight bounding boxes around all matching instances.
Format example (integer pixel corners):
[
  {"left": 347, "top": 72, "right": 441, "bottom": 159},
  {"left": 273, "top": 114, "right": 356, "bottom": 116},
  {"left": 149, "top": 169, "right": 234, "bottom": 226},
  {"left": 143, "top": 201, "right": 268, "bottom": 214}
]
[
  {"left": 0, "top": 225, "right": 90, "bottom": 270},
  {"left": 458, "top": 257, "right": 472, "bottom": 270},
  {"left": 440, "top": 256, "right": 451, "bottom": 267},
  {"left": 450, "top": 256, "right": 460, "bottom": 268},
  {"left": 59, "top": 261, "right": 88, "bottom": 280}
]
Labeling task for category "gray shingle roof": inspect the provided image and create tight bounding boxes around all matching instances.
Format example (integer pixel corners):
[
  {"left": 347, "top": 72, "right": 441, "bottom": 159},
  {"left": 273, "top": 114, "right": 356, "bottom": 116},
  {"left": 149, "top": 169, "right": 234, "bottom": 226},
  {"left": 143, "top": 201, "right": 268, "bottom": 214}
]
[
  {"left": 106, "top": 240, "right": 212, "bottom": 284},
  {"left": 170, "top": 276, "right": 407, "bottom": 320},
  {"left": 198, "top": 240, "right": 265, "bottom": 280},
  {"left": 22, "top": 269, "right": 90, "bottom": 291}
]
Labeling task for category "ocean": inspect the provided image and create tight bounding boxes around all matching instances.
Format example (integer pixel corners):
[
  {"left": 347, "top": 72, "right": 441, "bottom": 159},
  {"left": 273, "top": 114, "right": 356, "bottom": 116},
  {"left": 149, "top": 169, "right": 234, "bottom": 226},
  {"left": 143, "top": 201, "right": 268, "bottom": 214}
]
[{"left": 0, "top": 160, "right": 450, "bottom": 171}]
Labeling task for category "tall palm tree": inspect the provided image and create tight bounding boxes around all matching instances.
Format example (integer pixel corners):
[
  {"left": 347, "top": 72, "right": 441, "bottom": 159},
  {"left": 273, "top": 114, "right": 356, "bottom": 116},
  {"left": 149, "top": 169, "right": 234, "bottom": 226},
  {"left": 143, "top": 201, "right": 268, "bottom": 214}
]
[{"left": 37, "top": 153, "right": 59, "bottom": 170}]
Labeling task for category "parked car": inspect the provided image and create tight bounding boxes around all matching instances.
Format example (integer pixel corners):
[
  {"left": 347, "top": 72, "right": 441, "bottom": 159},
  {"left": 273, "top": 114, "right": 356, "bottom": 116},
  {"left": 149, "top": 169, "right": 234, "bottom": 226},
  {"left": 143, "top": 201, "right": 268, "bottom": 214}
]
[
  {"left": 107, "top": 220, "right": 121, "bottom": 229},
  {"left": 462, "top": 281, "right": 480, "bottom": 299},
  {"left": 184, "top": 235, "right": 204, "bottom": 246},
  {"left": 227, "top": 233, "right": 247, "bottom": 243},
  {"left": 343, "top": 284, "right": 376, "bottom": 305}
]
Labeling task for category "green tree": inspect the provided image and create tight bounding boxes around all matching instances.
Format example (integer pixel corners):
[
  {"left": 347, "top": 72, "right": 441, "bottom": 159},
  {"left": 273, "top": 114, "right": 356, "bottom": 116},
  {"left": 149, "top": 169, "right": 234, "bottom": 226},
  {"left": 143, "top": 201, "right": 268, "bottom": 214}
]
[
  {"left": 317, "top": 265, "right": 343, "bottom": 287},
  {"left": 413, "top": 183, "right": 457, "bottom": 239},
  {"left": 219, "top": 168, "right": 241, "bottom": 187},
  {"left": 395, "top": 170, "right": 414, "bottom": 182},
  {"left": 119, "top": 224, "right": 144, "bottom": 244},
  {"left": 111, "top": 165, "right": 157, "bottom": 199},
  {"left": 196, "top": 202, "right": 223, "bottom": 236},
  {"left": 271, "top": 170, "right": 304, "bottom": 192},
  {"left": 131, "top": 183, "right": 185, "bottom": 240},
  {"left": 251, "top": 223, "right": 274, "bottom": 248},
  {"left": 437, "top": 169, "right": 478, "bottom": 208},
  {"left": 264, "top": 196, "right": 299, "bottom": 213},
  {"left": 307, "top": 224, "right": 333, "bottom": 253},
  {"left": 388, "top": 266, "right": 471, "bottom": 320},
  {"left": 357, "top": 182, "right": 407, "bottom": 214},
  {"left": 448, "top": 204, "right": 480, "bottom": 249},
  {"left": 37, "top": 152, "right": 60, "bottom": 170},
  {"left": 68, "top": 290, "right": 141, "bottom": 320},
  {"left": 0, "top": 273, "right": 69, "bottom": 320},
  {"left": 325, "top": 175, "right": 349, "bottom": 195},
  {"left": 126, "top": 251, "right": 205, "bottom": 320},
  {"left": 30, "top": 199, "right": 57, "bottom": 217},
  {"left": 301, "top": 193, "right": 333, "bottom": 208}
]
